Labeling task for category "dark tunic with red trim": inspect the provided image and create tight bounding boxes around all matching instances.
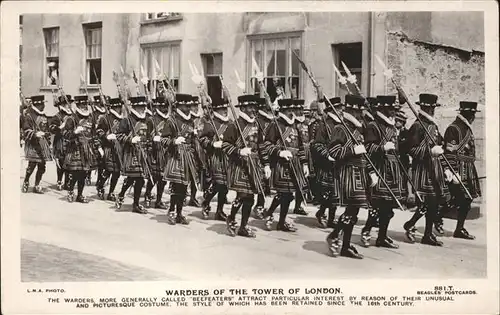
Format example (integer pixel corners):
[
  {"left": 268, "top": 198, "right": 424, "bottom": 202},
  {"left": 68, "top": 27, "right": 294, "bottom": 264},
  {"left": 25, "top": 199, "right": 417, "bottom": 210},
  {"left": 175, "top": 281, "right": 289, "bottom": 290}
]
[
  {"left": 443, "top": 115, "right": 481, "bottom": 199},
  {"left": 200, "top": 116, "right": 230, "bottom": 186},
  {"left": 311, "top": 115, "right": 340, "bottom": 200},
  {"left": 262, "top": 116, "right": 308, "bottom": 193},
  {"left": 364, "top": 113, "right": 404, "bottom": 206},
  {"left": 116, "top": 115, "right": 149, "bottom": 178},
  {"left": 161, "top": 111, "right": 199, "bottom": 186},
  {"left": 145, "top": 113, "right": 169, "bottom": 178},
  {"left": 49, "top": 111, "right": 71, "bottom": 160},
  {"left": 95, "top": 112, "right": 123, "bottom": 173},
  {"left": 222, "top": 117, "right": 264, "bottom": 195},
  {"left": 408, "top": 112, "right": 450, "bottom": 202},
  {"left": 329, "top": 117, "right": 372, "bottom": 207},
  {"left": 22, "top": 107, "right": 52, "bottom": 163},
  {"left": 62, "top": 113, "right": 97, "bottom": 171}
]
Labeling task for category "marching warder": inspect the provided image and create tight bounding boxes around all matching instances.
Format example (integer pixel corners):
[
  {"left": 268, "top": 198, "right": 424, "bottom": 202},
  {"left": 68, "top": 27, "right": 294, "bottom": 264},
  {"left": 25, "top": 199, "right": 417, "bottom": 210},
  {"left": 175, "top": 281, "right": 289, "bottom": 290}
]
[
  {"left": 262, "top": 98, "right": 309, "bottom": 232},
  {"left": 62, "top": 95, "right": 97, "bottom": 203},
  {"left": 49, "top": 94, "right": 73, "bottom": 191},
  {"left": 253, "top": 95, "right": 274, "bottom": 219},
  {"left": 395, "top": 109, "right": 411, "bottom": 205},
  {"left": 325, "top": 94, "right": 379, "bottom": 259},
  {"left": 162, "top": 93, "right": 200, "bottom": 225},
  {"left": 95, "top": 97, "right": 123, "bottom": 201},
  {"left": 311, "top": 97, "right": 343, "bottom": 228},
  {"left": 186, "top": 95, "right": 204, "bottom": 207},
  {"left": 402, "top": 93, "right": 450, "bottom": 246},
  {"left": 21, "top": 95, "right": 52, "bottom": 194},
  {"left": 222, "top": 94, "right": 265, "bottom": 237},
  {"left": 143, "top": 98, "right": 170, "bottom": 209},
  {"left": 442, "top": 101, "right": 482, "bottom": 239},
  {"left": 200, "top": 98, "right": 231, "bottom": 221},
  {"left": 115, "top": 96, "right": 150, "bottom": 214},
  {"left": 91, "top": 95, "right": 109, "bottom": 190},
  {"left": 307, "top": 100, "right": 322, "bottom": 205},
  {"left": 291, "top": 99, "right": 310, "bottom": 215},
  {"left": 363, "top": 95, "right": 403, "bottom": 248}
]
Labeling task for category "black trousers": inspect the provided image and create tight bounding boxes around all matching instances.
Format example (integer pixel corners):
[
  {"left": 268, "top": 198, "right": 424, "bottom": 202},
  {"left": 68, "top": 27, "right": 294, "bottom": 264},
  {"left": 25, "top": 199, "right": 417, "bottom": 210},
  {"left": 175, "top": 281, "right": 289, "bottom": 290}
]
[
  {"left": 56, "top": 158, "right": 68, "bottom": 185},
  {"left": 317, "top": 189, "right": 338, "bottom": 223},
  {"left": 68, "top": 170, "right": 87, "bottom": 197},
  {"left": 96, "top": 170, "right": 120, "bottom": 195},
  {"left": 24, "top": 161, "right": 46, "bottom": 186},
  {"left": 203, "top": 183, "right": 229, "bottom": 213},
  {"left": 145, "top": 175, "right": 167, "bottom": 204},
  {"left": 169, "top": 183, "right": 188, "bottom": 215},
  {"left": 405, "top": 197, "right": 440, "bottom": 237},
  {"left": 229, "top": 192, "right": 254, "bottom": 228},
  {"left": 328, "top": 206, "right": 360, "bottom": 251},
  {"left": 118, "top": 176, "right": 145, "bottom": 206}
]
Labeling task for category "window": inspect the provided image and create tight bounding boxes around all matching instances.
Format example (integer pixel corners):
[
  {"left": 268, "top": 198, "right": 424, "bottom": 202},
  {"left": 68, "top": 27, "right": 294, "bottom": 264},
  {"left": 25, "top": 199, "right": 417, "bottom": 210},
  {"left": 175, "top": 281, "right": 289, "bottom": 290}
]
[
  {"left": 141, "top": 43, "right": 181, "bottom": 97},
  {"left": 84, "top": 24, "right": 102, "bottom": 85},
  {"left": 201, "top": 53, "right": 223, "bottom": 100},
  {"left": 332, "top": 43, "right": 362, "bottom": 99},
  {"left": 43, "top": 27, "right": 59, "bottom": 86},
  {"left": 249, "top": 35, "right": 301, "bottom": 101},
  {"left": 145, "top": 13, "right": 182, "bottom": 20}
]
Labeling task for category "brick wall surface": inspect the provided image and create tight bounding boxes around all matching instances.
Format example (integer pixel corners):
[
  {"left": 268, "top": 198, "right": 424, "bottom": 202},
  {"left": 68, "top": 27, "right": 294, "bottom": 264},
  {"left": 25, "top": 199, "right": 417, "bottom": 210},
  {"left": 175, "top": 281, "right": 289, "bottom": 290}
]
[{"left": 386, "top": 31, "right": 486, "bottom": 188}]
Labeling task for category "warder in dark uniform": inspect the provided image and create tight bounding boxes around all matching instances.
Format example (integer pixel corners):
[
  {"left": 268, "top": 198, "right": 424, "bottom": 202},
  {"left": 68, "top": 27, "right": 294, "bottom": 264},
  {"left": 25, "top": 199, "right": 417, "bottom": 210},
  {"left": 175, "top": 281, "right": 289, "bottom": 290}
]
[
  {"left": 91, "top": 95, "right": 109, "bottom": 193},
  {"left": 222, "top": 95, "right": 265, "bottom": 238},
  {"left": 262, "top": 98, "right": 309, "bottom": 232},
  {"left": 325, "top": 94, "right": 379, "bottom": 259},
  {"left": 21, "top": 95, "right": 52, "bottom": 194},
  {"left": 395, "top": 109, "right": 411, "bottom": 206},
  {"left": 115, "top": 96, "right": 150, "bottom": 214},
  {"left": 442, "top": 101, "right": 482, "bottom": 239},
  {"left": 307, "top": 100, "right": 322, "bottom": 205},
  {"left": 62, "top": 95, "right": 97, "bottom": 203},
  {"left": 402, "top": 93, "right": 450, "bottom": 246},
  {"left": 199, "top": 98, "right": 231, "bottom": 221},
  {"left": 291, "top": 99, "right": 310, "bottom": 215},
  {"left": 95, "top": 97, "right": 123, "bottom": 202}
]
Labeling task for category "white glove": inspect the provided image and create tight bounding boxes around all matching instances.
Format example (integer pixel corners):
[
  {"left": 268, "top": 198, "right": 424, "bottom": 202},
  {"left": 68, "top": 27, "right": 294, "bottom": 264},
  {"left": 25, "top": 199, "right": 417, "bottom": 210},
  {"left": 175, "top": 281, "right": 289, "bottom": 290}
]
[
  {"left": 452, "top": 174, "right": 460, "bottom": 184},
  {"left": 153, "top": 135, "right": 161, "bottom": 142},
  {"left": 369, "top": 173, "right": 379, "bottom": 187},
  {"left": 279, "top": 150, "right": 293, "bottom": 160},
  {"left": 431, "top": 145, "right": 444, "bottom": 157},
  {"left": 328, "top": 156, "right": 335, "bottom": 162},
  {"left": 444, "top": 169, "right": 453, "bottom": 183},
  {"left": 35, "top": 131, "right": 45, "bottom": 138},
  {"left": 239, "top": 147, "right": 252, "bottom": 156},
  {"left": 98, "top": 147, "right": 104, "bottom": 157},
  {"left": 74, "top": 126, "right": 85, "bottom": 134},
  {"left": 354, "top": 144, "right": 366, "bottom": 155},
  {"left": 131, "top": 136, "right": 141, "bottom": 144},
  {"left": 174, "top": 136, "right": 185, "bottom": 145},
  {"left": 264, "top": 165, "right": 271, "bottom": 179},
  {"left": 303, "top": 165, "right": 310, "bottom": 177},
  {"left": 193, "top": 128, "right": 198, "bottom": 135},
  {"left": 383, "top": 141, "right": 395, "bottom": 152},
  {"left": 213, "top": 141, "right": 223, "bottom": 148},
  {"left": 106, "top": 133, "right": 116, "bottom": 141}
]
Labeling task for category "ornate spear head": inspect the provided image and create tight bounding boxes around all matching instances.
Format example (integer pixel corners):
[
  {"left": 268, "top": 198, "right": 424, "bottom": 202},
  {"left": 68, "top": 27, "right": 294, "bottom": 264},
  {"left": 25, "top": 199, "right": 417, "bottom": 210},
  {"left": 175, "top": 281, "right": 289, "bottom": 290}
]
[
  {"left": 374, "top": 55, "right": 394, "bottom": 79},
  {"left": 112, "top": 71, "right": 119, "bottom": 83},
  {"left": 332, "top": 63, "right": 348, "bottom": 85},
  {"left": 341, "top": 62, "right": 357, "bottom": 84}
]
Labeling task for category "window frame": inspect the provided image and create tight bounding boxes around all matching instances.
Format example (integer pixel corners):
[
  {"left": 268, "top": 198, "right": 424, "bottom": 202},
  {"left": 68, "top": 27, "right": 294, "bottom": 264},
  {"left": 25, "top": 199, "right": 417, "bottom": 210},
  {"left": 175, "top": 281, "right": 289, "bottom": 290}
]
[
  {"left": 201, "top": 53, "right": 223, "bottom": 101},
  {"left": 83, "top": 23, "right": 103, "bottom": 87},
  {"left": 246, "top": 31, "right": 304, "bottom": 100},
  {"left": 331, "top": 42, "right": 363, "bottom": 99},
  {"left": 142, "top": 13, "right": 183, "bottom": 24},
  {"left": 42, "top": 27, "right": 60, "bottom": 87}
]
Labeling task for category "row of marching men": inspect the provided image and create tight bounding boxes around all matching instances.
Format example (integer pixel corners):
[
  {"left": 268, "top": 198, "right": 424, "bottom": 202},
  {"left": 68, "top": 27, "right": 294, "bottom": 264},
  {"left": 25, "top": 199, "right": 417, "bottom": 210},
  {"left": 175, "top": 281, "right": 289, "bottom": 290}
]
[{"left": 20, "top": 90, "right": 482, "bottom": 259}]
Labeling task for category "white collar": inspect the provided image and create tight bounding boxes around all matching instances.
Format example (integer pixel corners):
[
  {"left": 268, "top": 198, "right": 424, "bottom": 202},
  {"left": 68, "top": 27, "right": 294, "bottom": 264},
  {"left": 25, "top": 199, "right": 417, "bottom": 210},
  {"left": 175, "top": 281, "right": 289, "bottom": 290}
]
[
  {"left": 145, "top": 108, "right": 153, "bottom": 115},
  {"left": 376, "top": 111, "right": 395, "bottom": 126},
  {"left": 75, "top": 107, "right": 90, "bottom": 117},
  {"left": 363, "top": 110, "right": 375, "bottom": 122},
  {"left": 278, "top": 112, "right": 295, "bottom": 125},
  {"left": 457, "top": 114, "right": 473, "bottom": 130},
  {"left": 94, "top": 106, "right": 106, "bottom": 114},
  {"left": 213, "top": 111, "right": 229, "bottom": 122},
  {"left": 130, "top": 107, "right": 146, "bottom": 119},
  {"left": 239, "top": 110, "right": 255, "bottom": 123},
  {"left": 59, "top": 106, "right": 72, "bottom": 115},
  {"left": 294, "top": 114, "right": 305, "bottom": 123},
  {"left": 190, "top": 110, "right": 201, "bottom": 118},
  {"left": 418, "top": 109, "right": 438, "bottom": 126},
  {"left": 343, "top": 111, "right": 363, "bottom": 128},
  {"left": 110, "top": 109, "right": 122, "bottom": 119},
  {"left": 258, "top": 110, "right": 274, "bottom": 120},
  {"left": 327, "top": 112, "right": 341, "bottom": 123},
  {"left": 156, "top": 109, "right": 169, "bottom": 119},
  {"left": 176, "top": 108, "right": 191, "bottom": 120},
  {"left": 32, "top": 106, "right": 44, "bottom": 115}
]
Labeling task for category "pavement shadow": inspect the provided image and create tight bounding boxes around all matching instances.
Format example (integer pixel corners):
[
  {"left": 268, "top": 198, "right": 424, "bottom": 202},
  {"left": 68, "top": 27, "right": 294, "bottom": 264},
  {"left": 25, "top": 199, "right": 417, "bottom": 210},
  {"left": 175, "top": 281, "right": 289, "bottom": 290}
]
[
  {"left": 187, "top": 210, "right": 205, "bottom": 221},
  {"left": 247, "top": 218, "right": 267, "bottom": 231},
  {"left": 149, "top": 214, "right": 172, "bottom": 224},
  {"left": 302, "top": 240, "right": 330, "bottom": 257},
  {"left": 293, "top": 216, "right": 322, "bottom": 230},
  {"left": 206, "top": 223, "right": 230, "bottom": 236},
  {"left": 386, "top": 230, "right": 416, "bottom": 244}
]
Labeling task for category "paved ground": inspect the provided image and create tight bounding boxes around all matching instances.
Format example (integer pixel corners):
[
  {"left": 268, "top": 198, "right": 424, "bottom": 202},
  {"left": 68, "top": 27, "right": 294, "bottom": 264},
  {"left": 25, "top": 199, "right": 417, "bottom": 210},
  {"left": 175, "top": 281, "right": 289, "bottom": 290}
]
[{"left": 20, "top": 159, "right": 487, "bottom": 282}]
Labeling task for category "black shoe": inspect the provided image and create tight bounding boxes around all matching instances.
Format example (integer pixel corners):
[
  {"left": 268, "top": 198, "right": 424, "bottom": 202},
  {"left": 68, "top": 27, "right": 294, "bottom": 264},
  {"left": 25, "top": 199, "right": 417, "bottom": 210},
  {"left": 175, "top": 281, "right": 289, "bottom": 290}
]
[
  {"left": 340, "top": 245, "right": 364, "bottom": 259},
  {"left": 293, "top": 207, "right": 308, "bottom": 215},
  {"left": 22, "top": 182, "right": 29, "bottom": 193},
  {"left": 403, "top": 222, "right": 417, "bottom": 244},
  {"left": 237, "top": 226, "right": 256, "bottom": 238},
  {"left": 56, "top": 181, "right": 63, "bottom": 191},
  {"left": 264, "top": 215, "right": 274, "bottom": 231},
  {"left": 154, "top": 201, "right": 168, "bottom": 210},
  {"left": 201, "top": 205, "right": 211, "bottom": 219},
  {"left": 214, "top": 211, "right": 227, "bottom": 221},
  {"left": 167, "top": 212, "right": 176, "bottom": 225},
  {"left": 85, "top": 177, "right": 92, "bottom": 186},
  {"left": 144, "top": 195, "right": 153, "bottom": 208},
  {"left": 253, "top": 206, "right": 264, "bottom": 219},
  {"left": 97, "top": 188, "right": 105, "bottom": 200},
  {"left": 326, "top": 235, "right": 340, "bottom": 257},
  {"left": 107, "top": 193, "right": 117, "bottom": 202},
  {"left": 376, "top": 238, "right": 399, "bottom": 249},
  {"left": 67, "top": 191, "right": 75, "bottom": 203},
  {"left": 133, "top": 204, "right": 148, "bottom": 214},
  {"left": 327, "top": 219, "right": 337, "bottom": 229},
  {"left": 453, "top": 228, "right": 475, "bottom": 240},
  {"left": 421, "top": 235, "right": 443, "bottom": 246},
  {"left": 315, "top": 210, "right": 327, "bottom": 228},
  {"left": 434, "top": 223, "right": 445, "bottom": 236},
  {"left": 176, "top": 214, "right": 189, "bottom": 225},
  {"left": 361, "top": 231, "right": 371, "bottom": 248},
  {"left": 33, "top": 185, "right": 44, "bottom": 194},
  {"left": 188, "top": 198, "right": 201, "bottom": 207},
  {"left": 277, "top": 222, "right": 298, "bottom": 232},
  {"left": 75, "top": 195, "right": 89, "bottom": 203},
  {"left": 226, "top": 217, "right": 237, "bottom": 236},
  {"left": 115, "top": 196, "right": 124, "bottom": 209}
]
